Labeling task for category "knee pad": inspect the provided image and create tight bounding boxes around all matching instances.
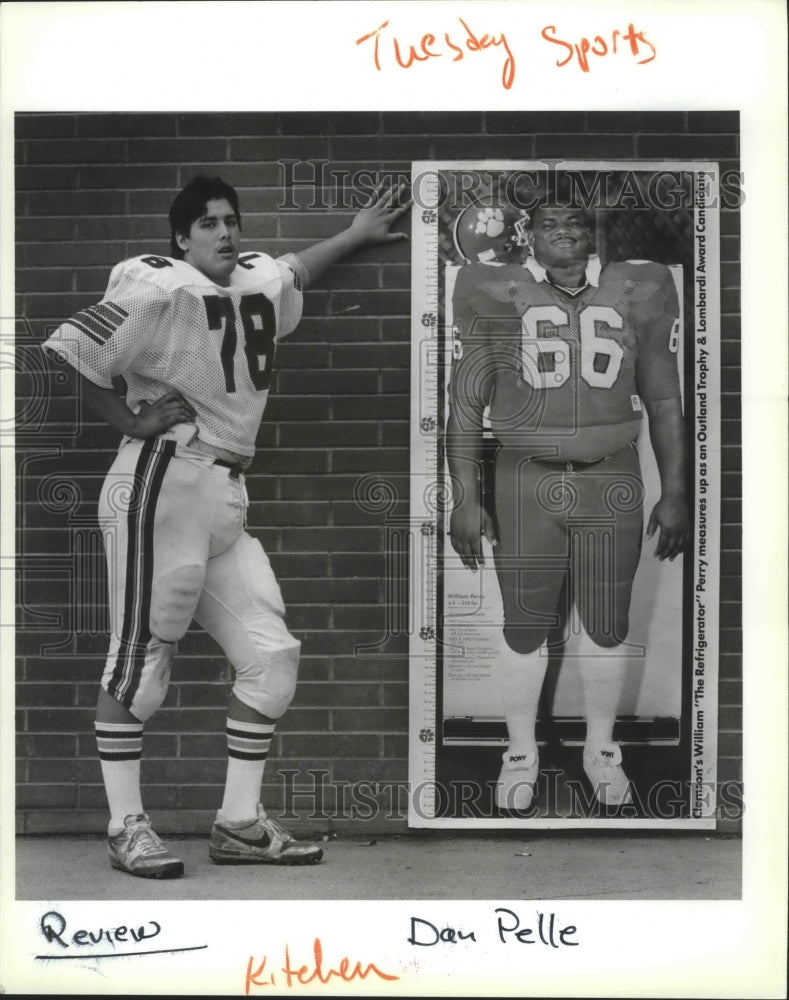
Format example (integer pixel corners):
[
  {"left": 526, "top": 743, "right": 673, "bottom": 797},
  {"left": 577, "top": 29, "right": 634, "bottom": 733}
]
[
  {"left": 503, "top": 625, "right": 550, "bottom": 655},
  {"left": 150, "top": 563, "right": 205, "bottom": 643},
  {"left": 232, "top": 641, "right": 301, "bottom": 719},
  {"left": 102, "top": 638, "right": 175, "bottom": 722}
]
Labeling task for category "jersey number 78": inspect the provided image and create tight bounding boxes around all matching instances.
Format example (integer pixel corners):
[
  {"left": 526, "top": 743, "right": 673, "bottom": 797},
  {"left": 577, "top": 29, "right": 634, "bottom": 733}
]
[{"left": 203, "top": 293, "right": 277, "bottom": 393}]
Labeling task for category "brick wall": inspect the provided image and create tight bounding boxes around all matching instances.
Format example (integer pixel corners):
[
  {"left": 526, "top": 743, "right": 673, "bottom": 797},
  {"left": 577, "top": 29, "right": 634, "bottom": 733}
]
[{"left": 14, "top": 111, "right": 741, "bottom": 835}]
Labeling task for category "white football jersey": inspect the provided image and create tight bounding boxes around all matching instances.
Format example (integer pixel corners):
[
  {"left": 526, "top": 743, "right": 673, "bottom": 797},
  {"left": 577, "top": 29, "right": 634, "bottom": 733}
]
[{"left": 43, "top": 252, "right": 305, "bottom": 456}]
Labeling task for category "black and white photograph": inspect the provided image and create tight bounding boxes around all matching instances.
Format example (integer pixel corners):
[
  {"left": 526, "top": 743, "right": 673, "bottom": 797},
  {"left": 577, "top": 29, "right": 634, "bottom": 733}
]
[
  {"left": 0, "top": 2, "right": 786, "bottom": 997},
  {"left": 408, "top": 161, "right": 723, "bottom": 828}
]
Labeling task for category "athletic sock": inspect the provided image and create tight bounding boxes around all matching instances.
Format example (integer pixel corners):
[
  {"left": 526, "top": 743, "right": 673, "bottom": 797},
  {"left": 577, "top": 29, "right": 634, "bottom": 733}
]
[
  {"left": 95, "top": 721, "right": 144, "bottom": 833},
  {"left": 220, "top": 718, "right": 276, "bottom": 822}
]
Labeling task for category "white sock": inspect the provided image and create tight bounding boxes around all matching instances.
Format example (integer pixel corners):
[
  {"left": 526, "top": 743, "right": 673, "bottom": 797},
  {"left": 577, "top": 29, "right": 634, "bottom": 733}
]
[
  {"left": 95, "top": 721, "right": 144, "bottom": 833},
  {"left": 220, "top": 718, "right": 275, "bottom": 822},
  {"left": 496, "top": 643, "right": 549, "bottom": 756},
  {"left": 578, "top": 636, "right": 629, "bottom": 750}
]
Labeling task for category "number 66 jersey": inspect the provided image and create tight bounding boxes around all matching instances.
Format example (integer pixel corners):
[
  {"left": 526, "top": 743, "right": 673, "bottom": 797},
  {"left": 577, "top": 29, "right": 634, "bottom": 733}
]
[
  {"left": 450, "top": 255, "right": 681, "bottom": 462},
  {"left": 43, "top": 252, "right": 306, "bottom": 458}
]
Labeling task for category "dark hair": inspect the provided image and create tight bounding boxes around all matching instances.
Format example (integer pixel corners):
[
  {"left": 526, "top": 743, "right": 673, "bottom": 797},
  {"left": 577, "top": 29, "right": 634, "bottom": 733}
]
[
  {"left": 526, "top": 174, "right": 597, "bottom": 231},
  {"left": 528, "top": 202, "right": 596, "bottom": 232},
  {"left": 168, "top": 176, "right": 242, "bottom": 258}
]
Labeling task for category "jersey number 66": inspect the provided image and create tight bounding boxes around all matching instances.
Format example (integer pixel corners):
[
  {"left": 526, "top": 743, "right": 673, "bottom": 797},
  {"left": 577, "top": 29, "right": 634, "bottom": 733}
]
[{"left": 522, "top": 304, "right": 624, "bottom": 391}]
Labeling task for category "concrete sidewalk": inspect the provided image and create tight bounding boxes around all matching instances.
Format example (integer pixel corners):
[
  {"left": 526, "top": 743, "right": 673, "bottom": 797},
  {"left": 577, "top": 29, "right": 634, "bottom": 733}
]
[{"left": 15, "top": 831, "right": 741, "bottom": 901}]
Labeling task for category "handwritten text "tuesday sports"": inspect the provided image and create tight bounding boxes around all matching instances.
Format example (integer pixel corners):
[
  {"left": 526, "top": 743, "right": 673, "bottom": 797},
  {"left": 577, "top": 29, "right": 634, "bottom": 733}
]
[{"left": 355, "top": 18, "right": 657, "bottom": 90}]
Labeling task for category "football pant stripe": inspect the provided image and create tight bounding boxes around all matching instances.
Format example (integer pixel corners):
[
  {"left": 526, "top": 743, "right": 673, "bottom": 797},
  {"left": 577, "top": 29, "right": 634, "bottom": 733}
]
[{"left": 108, "top": 438, "right": 175, "bottom": 708}]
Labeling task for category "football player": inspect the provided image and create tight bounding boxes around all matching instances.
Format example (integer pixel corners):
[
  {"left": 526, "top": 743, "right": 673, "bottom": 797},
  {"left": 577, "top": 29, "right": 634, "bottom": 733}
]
[
  {"left": 447, "top": 196, "right": 689, "bottom": 812},
  {"left": 43, "top": 175, "right": 409, "bottom": 877}
]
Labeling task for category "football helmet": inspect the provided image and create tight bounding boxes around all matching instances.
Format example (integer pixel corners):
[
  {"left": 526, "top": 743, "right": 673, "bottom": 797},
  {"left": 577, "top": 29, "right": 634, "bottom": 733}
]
[{"left": 453, "top": 204, "right": 531, "bottom": 264}]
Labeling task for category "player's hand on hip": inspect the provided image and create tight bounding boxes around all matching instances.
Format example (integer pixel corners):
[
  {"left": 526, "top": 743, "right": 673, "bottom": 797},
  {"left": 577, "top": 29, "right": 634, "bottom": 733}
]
[
  {"left": 449, "top": 502, "right": 497, "bottom": 572},
  {"left": 349, "top": 181, "right": 411, "bottom": 244},
  {"left": 646, "top": 495, "right": 689, "bottom": 561},
  {"left": 131, "top": 390, "right": 197, "bottom": 439}
]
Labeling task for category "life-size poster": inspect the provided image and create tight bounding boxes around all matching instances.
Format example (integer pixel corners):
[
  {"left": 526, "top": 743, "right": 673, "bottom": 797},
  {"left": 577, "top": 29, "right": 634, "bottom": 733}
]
[{"left": 409, "top": 162, "right": 722, "bottom": 828}]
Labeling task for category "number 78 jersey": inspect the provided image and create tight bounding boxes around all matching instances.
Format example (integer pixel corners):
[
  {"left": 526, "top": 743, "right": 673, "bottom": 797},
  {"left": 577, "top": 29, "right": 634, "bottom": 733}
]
[
  {"left": 42, "top": 252, "right": 305, "bottom": 457},
  {"left": 450, "top": 257, "right": 681, "bottom": 461}
]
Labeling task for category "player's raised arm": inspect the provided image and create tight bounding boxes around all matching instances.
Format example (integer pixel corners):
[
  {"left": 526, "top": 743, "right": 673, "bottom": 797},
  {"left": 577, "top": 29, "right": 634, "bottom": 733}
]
[
  {"left": 293, "top": 182, "right": 410, "bottom": 287},
  {"left": 644, "top": 395, "right": 690, "bottom": 560}
]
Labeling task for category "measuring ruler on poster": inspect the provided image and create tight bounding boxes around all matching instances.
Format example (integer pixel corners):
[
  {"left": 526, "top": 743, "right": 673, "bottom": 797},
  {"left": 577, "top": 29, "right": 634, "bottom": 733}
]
[{"left": 408, "top": 168, "right": 443, "bottom": 823}]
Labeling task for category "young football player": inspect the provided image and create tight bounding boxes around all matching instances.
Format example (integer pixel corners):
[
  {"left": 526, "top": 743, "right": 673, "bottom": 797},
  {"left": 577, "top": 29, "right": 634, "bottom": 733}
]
[
  {"left": 43, "top": 175, "right": 409, "bottom": 877},
  {"left": 447, "top": 194, "right": 689, "bottom": 812}
]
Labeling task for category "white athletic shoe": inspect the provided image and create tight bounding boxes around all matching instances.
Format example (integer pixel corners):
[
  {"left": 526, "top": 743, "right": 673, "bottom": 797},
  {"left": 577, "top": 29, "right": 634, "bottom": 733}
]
[
  {"left": 496, "top": 749, "right": 539, "bottom": 811},
  {"left": 583, "top": 743, "right": 633, "bottom": 806}
]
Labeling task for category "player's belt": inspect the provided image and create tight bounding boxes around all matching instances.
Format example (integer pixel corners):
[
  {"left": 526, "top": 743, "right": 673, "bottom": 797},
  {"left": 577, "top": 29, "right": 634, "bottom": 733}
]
[
  {"left": 527, "top": 455, "right": 611, "bottom": 473},
  {"left": 212, "top": 457, "right": 243, "bottom": 479}
]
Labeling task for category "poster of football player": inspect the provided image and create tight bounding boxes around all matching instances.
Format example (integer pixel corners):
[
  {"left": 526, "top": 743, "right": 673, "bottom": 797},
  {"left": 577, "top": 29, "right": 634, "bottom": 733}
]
[{"left": 409, "top": 162, "right": 721, "bottom": 828}]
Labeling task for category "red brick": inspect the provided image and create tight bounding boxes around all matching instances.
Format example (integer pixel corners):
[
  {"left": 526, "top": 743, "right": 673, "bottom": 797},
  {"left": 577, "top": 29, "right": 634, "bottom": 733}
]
[
  {"left": 279, "top": 421, "right": 379, "bottom": 449},
  {"left": 382, "top": 735, "right": 409, "bottom": 758},
  {"left": 686, "top": 111, "right": 740, "bottom": 133},
  {"left": 80, "top": 164, "right": 179, "bottom": 188},
  {"left": 16, "top": 218, "right": 78, "bottom": 242},
  {"left": 25, "top": 190, "right": 128, "bottom": 216},
  {"left": 16, "top": 114, "right": 77, "bottom": 139},
  {"left": 15, "top": 165, "right": 81, "bottom": 190},
  {"left": 16, "top": 785, "right": 78, "bottom": 808},
  {"left": 175, "top": 682, "right": 231, "bottom": 707},
  {"left": 637, "top": 134, "right": 739, "bottom": 158},
  {"left": 257, "top": 450, "right": 331, "bottom": 476},
  {"left": 300, "top": 316, "right": 380, "bottom": 344},
  {"left": 16, "top": 683, "right": 76, "bottom": 707},
  {"left": 586, "top": 111, "right": 688, "bottom": 133},
  {"left": 293, "top": 682, "right": 380, "bottom": 708},
  {"left": 329, "top": 289, "right": 410, "bottom": 317},
  {"left": 230, "top": 136, "right": 329, "bottom": 161},
  {"left": 274, "top": 342, "right": 331, "bottom": 369},
  {"left": 333, "top": 606, "right": 388, "bottom": 630},
  {"left": 179, "top": 735, "right": 226, "bottom": 758},
  {"left": 277, "top": 212, "right": 355, "bottom": 239},
  {"left": 332, "top": 447, "right": 409, "bottom": 473},
  {"left": 276, "top": 369, "right": 379, "bottom": 395},
  {"left": 77, "top": 113, "right": 177, "bottom": 138},
  {"left": 281, "top": 733, "right": 380, "bottom": 758},
  {"left": 21, "top": 241, "right": 125, "bottom": 268},
  {"left": 16, "top": 733, "right": 78, "bottom": 757},
  {"left": 274, "top": 552, "right": 331, "bottom": 578},
  {"left": 25, "top": 139, "right": 127, "bottom": 164},
  {"left": 141, "top": 759, "right": 226, "bottom": 783},
  {"left": 77, "top": 215, "right": 166, "bottom": 241},
  {"left": 28, "top": 757, "right": 100, "bottom": 782},
  {"left": 287, "top": 605, "right": 332, "bottom": 631},
  {"left": 332, "top": 708, "right": 408, "bottom": 731},
  {"left": 127, "top": 137, "right": 228, "bottom": 162},
  {"left": 332, "top": 343, "right": 409, "bottom": 369},
  {"left": 178, "top": 112, "right": 281, "bottom": 136}
]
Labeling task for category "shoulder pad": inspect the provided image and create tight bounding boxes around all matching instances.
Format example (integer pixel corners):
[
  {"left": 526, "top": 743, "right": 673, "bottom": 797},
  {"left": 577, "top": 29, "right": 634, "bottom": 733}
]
[
  {"left": 109, "top": 255, "right": 212, "bottom": 292},
  {"left": 603, "top": 259, "right": 672, "bottom": 286},
  {"left": 228, "top": 251, "right": 281, "bottom": 289}
]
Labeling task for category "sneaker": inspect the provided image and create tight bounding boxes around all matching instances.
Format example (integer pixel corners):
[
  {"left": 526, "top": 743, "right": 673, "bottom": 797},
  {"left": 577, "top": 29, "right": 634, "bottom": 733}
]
[
  {"left": 107, "top": 813, "right": 185, "bottom": 879},
  {"left": 583, "top": 743, "right": 633, "bottom": 806},
  {"left": 209, "top": 804, "right": 323, "bottom": 865},
  {"left": 495, "top": 748, "right": 539, "bottom": 811}
]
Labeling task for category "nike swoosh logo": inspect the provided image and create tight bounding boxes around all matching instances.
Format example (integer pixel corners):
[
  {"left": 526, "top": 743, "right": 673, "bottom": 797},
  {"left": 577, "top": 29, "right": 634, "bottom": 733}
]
[{"left": 218, "top": 827, "right": 273, "bottom": 848}]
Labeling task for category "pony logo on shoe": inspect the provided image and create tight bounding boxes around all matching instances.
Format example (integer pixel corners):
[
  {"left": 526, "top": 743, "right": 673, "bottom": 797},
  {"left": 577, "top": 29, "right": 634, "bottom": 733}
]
[
  {"left": 496, "top": 748, "right": 540, "bottom": 812},
  {"left": 582, "top": 743, "right": 634, "bottom": 807}
]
